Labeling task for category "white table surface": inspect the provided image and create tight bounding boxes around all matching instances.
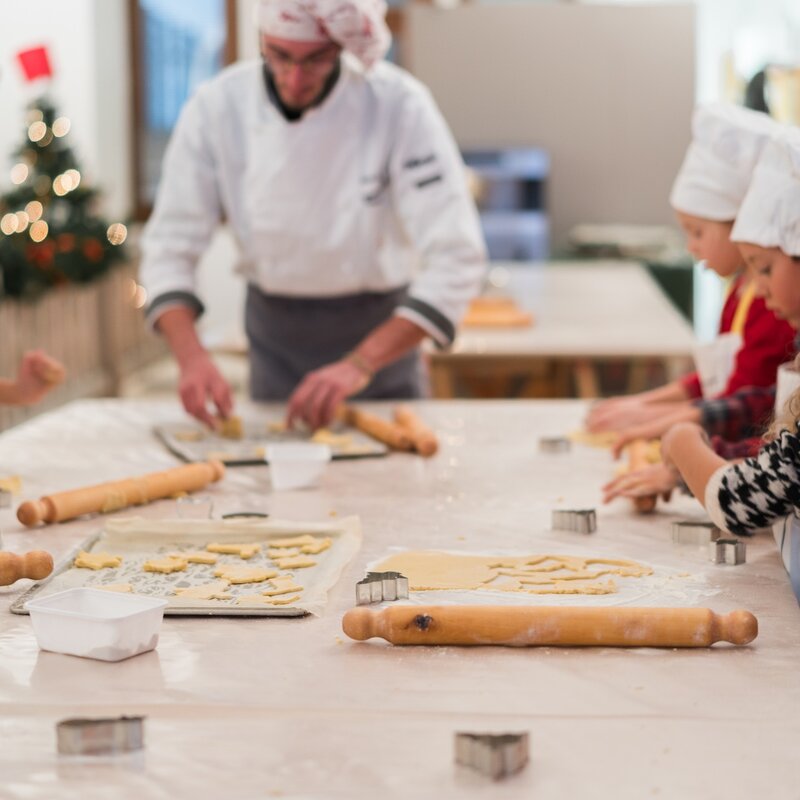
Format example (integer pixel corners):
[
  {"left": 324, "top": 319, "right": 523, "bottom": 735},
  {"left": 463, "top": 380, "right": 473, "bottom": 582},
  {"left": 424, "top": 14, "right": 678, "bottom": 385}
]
[
  {"left": 0, "top": 398, "right": 797, "bottom": 799},
  {"left": 438, "top": 260, "right": 695, "bottom": 360}
]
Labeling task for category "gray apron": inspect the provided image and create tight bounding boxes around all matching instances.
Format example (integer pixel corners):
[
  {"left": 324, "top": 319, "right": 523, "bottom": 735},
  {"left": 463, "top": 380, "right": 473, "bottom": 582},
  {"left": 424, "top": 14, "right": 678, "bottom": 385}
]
[{"left": 245, "top": 284, "right": 426, "bottom": 401}]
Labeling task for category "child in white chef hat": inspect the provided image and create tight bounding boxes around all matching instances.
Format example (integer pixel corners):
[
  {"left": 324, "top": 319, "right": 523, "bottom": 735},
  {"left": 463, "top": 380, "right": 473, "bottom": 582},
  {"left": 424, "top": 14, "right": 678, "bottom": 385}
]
[
  {"left": 0, "top": 350, "right": 65, "bottom": 406},
  {"left": 663, "top": 127, "right": 800, "bottom": 535},
  {"left": 591, "top": 104, "right": 793, "bottom": 441}
]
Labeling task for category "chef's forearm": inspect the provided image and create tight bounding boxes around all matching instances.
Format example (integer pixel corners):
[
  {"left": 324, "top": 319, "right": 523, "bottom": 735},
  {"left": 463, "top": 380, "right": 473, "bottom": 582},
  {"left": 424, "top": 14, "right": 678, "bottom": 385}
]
[
  {"left": 155, "top": 306, "right": 210, "bottom": 369},
  {"left": 352, "top": 317, "right": 427, "bottom": 373}
]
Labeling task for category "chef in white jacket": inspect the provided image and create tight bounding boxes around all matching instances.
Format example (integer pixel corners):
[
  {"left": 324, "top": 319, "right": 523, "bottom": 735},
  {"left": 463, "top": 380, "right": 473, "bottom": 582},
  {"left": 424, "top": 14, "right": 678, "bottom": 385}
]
[{"left": 140, "top": 0, "right": 487, "bottom": 429}]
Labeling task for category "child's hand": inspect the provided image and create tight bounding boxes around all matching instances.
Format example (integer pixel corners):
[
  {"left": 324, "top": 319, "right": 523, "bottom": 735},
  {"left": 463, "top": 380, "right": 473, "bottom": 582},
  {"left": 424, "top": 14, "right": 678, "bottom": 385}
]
[
  {"left": 586, "top": 396, "right": 645, "bottom": 432},
  {"left": 602, "top": 463, "right": 678, "bottom": 505},
  {"left": 13, "top": 350, "right": 65, "bottom": 405}
]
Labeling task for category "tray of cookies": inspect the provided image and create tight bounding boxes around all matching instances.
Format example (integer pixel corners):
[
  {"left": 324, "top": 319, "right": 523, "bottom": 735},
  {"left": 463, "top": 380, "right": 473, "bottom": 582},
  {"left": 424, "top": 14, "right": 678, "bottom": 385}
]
[
  {"left": 154, "top": 415, "right": 387, "bottom": 466},
  {"left": 11, "top": 515, "right": 362, "bottom": 617}
]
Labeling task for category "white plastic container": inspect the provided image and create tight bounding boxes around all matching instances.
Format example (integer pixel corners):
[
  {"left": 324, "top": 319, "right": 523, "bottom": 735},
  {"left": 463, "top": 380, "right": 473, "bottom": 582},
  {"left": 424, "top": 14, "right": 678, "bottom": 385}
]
[
  {"left": 266, "top": 443, "right": 332, "bottom": 491},
  {"left": 25, "top": 588, "right": 168, "bottom": 662}
]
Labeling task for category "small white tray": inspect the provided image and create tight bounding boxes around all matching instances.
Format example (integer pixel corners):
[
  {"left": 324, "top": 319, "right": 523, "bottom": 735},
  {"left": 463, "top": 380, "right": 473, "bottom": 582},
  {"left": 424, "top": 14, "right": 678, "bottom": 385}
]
[{"left": 25, "top": 588, "right": 167, "bottom": 662}]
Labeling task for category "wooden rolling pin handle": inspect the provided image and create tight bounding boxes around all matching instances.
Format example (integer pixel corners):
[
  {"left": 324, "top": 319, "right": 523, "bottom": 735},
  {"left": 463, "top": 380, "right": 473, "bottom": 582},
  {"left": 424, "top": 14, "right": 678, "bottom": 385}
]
[
  {"left": 0, "top": 550, "right": 54, "bottom": 586},
  {"left": 628, "top": 439, "right": 658, "bottom": 515},
  {"left": 393, "top": 406, "right": 439, "bottom": 457},
  {"left": 342, "top": 606, "right": 759, "bottom": 648}
]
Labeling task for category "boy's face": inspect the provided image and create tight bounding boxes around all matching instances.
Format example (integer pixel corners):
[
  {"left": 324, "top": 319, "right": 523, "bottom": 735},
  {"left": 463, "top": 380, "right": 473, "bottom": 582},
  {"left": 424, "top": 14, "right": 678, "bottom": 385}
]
[
  {"left": 675, "top": 211, "right": 742, "bottom": 277},
  {"left": 739, "top": 242, "right": 800, "bottom": 328}
]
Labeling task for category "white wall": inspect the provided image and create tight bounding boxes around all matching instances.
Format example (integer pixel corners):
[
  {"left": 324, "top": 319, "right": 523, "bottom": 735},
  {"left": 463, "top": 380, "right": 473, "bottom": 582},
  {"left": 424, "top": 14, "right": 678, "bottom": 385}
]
[{"left": 406, "top": 3, "right": 695, "bottom": 249}]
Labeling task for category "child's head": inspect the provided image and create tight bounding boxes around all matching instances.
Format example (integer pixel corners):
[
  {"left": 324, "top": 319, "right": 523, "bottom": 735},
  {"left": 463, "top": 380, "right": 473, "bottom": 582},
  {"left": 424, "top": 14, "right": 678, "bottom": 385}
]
[
  {"left": 732, "top": 129, "right": 800, "bottom": 326},
  {"left": 670, "top": 104, "right": 780, "bottom": 277}
]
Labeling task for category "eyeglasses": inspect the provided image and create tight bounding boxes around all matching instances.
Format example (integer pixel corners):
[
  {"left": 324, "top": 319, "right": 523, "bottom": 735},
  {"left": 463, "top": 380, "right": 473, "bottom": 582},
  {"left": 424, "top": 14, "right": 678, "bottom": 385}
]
[{"left": 262, "top": 46, "right": 340, "bottom": 76}]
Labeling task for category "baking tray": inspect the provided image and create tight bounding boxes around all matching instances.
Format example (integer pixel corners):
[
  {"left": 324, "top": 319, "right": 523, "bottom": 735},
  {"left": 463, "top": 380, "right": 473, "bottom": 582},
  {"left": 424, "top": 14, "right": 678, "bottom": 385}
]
[
  {"left": 154, "top": 418, "right": 387, "bottom": 466},
  {"left": 11, "top": 516, "right": 361, "bottom": 617}
]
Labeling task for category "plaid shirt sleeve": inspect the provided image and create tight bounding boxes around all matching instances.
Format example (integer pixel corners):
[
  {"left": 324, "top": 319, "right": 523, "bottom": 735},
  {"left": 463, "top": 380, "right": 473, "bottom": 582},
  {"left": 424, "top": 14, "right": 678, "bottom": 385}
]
[
  {"left": 694, "top": 385, "right": 776, "bottom": 440},
  {"left": 710, "top": 435, "right": 764, "bottom": 460}
]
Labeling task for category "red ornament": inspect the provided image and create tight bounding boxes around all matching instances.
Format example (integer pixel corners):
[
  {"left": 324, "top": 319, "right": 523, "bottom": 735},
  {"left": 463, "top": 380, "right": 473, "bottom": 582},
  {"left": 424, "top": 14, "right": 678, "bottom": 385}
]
[
  {"left": 82, "top": 238, "right": 104, "bottom": 262},
  {"left": 27, "top": 241, "right": 55, "bottom": 269},
  {"left": 57, "top": 233, "right": 76, "bottom": 253},
  {"left": 16, "top": 46, "right": 53, "bottom": 82}
]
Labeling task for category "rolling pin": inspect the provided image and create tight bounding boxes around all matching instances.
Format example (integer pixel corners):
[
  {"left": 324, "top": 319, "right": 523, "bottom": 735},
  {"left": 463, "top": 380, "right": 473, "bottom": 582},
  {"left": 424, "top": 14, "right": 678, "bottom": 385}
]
[
  {"left": 393, "top": 406, "right": 439, "bottom": 457},
  {"left": 0, "top": 550, "right": 54, "bottom": 586},
  {"left": 17, "top": 460, "right": 225, "bottom": 527},
  {"left": 628, "top": 439, "right": 657, "bottom": 514},
  {"left": 340, "top": 406, "right": 414, "bottom": 451},
  {"left": 342, "top": 605, "right": 758, "bottom": 648}
]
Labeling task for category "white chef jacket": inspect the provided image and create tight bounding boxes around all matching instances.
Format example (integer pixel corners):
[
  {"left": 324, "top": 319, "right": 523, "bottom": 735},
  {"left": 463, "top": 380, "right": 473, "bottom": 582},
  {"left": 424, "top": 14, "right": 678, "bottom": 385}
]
[{"left": 140, "top": 54, "right": 487, "bottom": 347}]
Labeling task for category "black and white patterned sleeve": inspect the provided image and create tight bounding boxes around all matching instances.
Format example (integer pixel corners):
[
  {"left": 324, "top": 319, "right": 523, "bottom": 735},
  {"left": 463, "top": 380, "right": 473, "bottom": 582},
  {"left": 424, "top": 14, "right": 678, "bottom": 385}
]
[{"left": 705, "top": 426, "right": 800, "bottom": 535}]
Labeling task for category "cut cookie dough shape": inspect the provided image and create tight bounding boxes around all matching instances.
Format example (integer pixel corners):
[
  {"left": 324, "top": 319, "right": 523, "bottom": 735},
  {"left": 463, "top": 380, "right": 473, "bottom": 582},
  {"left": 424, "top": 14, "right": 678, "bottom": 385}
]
[
  {"left": 217, "top": 415, "right": 243, "bottom": 439},
  {"left": 173, "top": 429, "right": 205, "bottom": 442},
  {"left": 206, "top": 542, "right": 261, "bottom": 559},
  {"left": 237, "top": 593, "right": 301, "bottom": 606},
  {"left": 96, "top": 583, "right": 133, "bottom": 593},
  {"left": 213, "top": 565, "right": 277, "bottom": 584},
  {"left": 267, "top": 534, "right": 317, "bottom": 549},
  {"left": 273, "top": 555, "right": 316, "bottom": 570},
  {"left": 300, "top": 537, "right": 331, "bottom": 555},
  {"left": 173, "top": 580, "right": 232, "bottom": 600},
  {"left": 169, "top": 550, "right": 218, "bottom": 565},
  {"left": 268, "top": 547, "right": 300, "bottom": 559},
  {"left": 143, "top": 556, "right": 187, "bottom": 574},
  {"left": 262, "top": 575, "right": 303, "bottom": 596},
  {"left": 74, "top": 551, "right": 122, "bottom": 570}
]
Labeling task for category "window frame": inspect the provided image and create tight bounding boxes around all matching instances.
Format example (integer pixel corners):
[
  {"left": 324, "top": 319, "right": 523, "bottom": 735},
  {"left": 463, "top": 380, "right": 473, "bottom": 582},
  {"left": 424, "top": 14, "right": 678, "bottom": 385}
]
[{"left": 128, "top": 0, "right": 238, "bottom": 221}]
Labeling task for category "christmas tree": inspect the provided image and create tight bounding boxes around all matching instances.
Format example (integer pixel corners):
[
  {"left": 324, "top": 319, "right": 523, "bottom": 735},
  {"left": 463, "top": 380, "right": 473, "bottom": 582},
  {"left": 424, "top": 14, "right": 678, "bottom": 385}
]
[{"left": 0, "top": 47, "right": 126, "bottom": 300}]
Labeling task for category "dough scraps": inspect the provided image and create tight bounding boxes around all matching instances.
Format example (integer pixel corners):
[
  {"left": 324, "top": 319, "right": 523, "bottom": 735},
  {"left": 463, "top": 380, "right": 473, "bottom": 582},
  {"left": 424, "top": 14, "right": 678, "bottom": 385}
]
[
  {"left": 273, "top": 555, "right": 316, "bottom": 570},
  {"left": 311, "top": 429, "right": 353, "bottom": 447},
  {"left": 568, "top": 430, "right": 619, "bottom": 449},
  {"left": 237, "top": 593, "right": 301, "bottom": 606},
  {"left": 173, "top": 429, "right": 205, "bottom": 443},
  {"left": 96, "top": 583, "right": 133, "bottom": 593},
  {"left": 262, "top": 575, "right": 303, "bottom": 596},
  {"left": 373, "top": 551, "right": 653, "bottom": 596},
  {"left": 206, "top": 542, "right": 261, "bottom": 559},
  {"left": 213, "top": 565, "right": 277, "bottom": 584},
  {"left": 74, "top": 551, "right": 122, "bottom": 570},
  {"left": 169, "top": 550, "right": 218, "bottom": 565},
  {"left": 173, "top": 580, "right": 232, "bottom": 600},
  {"left": 143, "top": 556, "right": 187, "bottom": 574}
]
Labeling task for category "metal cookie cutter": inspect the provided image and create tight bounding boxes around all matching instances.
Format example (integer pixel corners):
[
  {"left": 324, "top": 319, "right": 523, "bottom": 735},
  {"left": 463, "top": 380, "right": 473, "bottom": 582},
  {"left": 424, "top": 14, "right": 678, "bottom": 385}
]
[
  {"left": 552, "top": 508, "right": 596, "bottom": 534},
  {"left": 538, "top": 436, "right": 571, "bottom": 454},
  {"left": 355, "top": 571, "right": 409, "bottom": 605},
  {"left": 57, "top": 716, "right": 145, "bottom": 756},
  {"left": 455, "top": 732, "right": 529, "bottom": 780},
  {"left": 672, "top": 520, "right": 721, "bottom": 546},
  {"left": 0, "top": 489, "right": 12, "bottom": 509},
  {"left": 710, "top": 538, "right": 746, "bottom": 565},
  {"left": 221, "top": 511, "right": 270, "bottom": 519}
]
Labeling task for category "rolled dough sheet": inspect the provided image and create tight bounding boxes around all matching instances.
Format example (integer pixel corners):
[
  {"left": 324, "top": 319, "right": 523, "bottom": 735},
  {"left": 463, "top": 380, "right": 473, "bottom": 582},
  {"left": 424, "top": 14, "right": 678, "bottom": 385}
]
[{"left": 374, "top": 551, "right": 652, "bottom": 596}]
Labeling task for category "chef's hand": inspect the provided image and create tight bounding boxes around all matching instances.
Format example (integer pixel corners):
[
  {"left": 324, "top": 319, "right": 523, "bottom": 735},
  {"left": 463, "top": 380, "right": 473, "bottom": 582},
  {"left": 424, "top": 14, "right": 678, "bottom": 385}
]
[
  {"left": 602, "top": 463, "right": 677, "bottom": 505},
  {"left": 287, "top": 358, "right": 371, "bottom": 431},
  {"left": 13, "top": 350, "right": 66, "bottom": 405},
  {"left": 178, "top": 352, "right": 234, "bottom": 429}
]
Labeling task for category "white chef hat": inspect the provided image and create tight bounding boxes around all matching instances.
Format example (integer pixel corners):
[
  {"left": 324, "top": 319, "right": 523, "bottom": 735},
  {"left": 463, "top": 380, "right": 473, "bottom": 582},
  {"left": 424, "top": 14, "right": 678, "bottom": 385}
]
[
  {"left": 254, "top": 0, "right": 391, "bottom": 70},
  {"left": 669, "top": 104, "right": 780, "bottom": 221},
  {"left": 731, "top": 127, "right": 800, "bottom": 257}
]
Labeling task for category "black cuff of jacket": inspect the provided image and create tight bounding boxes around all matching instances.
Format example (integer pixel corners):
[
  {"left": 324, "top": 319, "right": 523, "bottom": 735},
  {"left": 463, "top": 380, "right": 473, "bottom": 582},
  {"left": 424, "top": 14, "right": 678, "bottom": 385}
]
[
  {"left": 399, "top": 297, "right": 456, "bottom": 349},
  {"left": 146, "top": 291, "right": 205, "bottom": 327}
]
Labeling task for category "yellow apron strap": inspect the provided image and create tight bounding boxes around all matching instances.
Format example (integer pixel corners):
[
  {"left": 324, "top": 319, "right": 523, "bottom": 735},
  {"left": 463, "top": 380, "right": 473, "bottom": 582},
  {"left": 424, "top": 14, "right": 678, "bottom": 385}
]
[{"left": 731, "top": 280, "right": 757, "bottom": 337}]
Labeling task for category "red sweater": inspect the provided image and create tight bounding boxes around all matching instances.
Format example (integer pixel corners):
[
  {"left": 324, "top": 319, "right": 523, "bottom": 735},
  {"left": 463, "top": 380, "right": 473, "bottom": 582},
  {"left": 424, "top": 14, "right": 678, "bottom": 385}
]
[{"left": 681, "top": 276, "right": 797, "bottom": 399}]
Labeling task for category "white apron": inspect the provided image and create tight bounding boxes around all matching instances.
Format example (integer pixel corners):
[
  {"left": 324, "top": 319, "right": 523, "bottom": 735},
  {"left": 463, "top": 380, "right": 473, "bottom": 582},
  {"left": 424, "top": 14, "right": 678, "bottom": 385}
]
[{"left": 692, "top": 281, "right": 756, "bottom": 398}]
